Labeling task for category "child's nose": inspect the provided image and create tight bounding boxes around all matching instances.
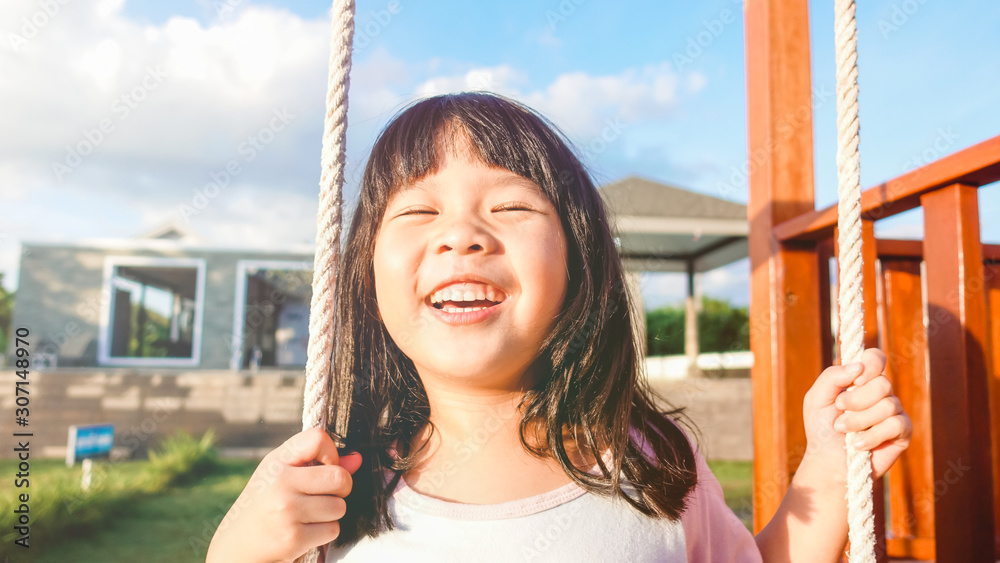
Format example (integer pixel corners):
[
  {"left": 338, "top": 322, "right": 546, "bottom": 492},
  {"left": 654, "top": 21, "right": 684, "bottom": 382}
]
[{"left": 434, "top": 222, "right": 495, "bottom": 254}]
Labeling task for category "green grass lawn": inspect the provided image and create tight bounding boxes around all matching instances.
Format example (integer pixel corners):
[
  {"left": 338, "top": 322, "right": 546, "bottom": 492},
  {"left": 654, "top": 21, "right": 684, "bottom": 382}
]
[
  {"left": 707, "top": 460, "right": 754, "bottom": 529},
  {"left": 34, "top": 459, "right": 257, "bottom": 563},
  {"left": 4, "top": 457, "right": 752, "bottom": 561},
  {"left": 1, "top": 458, "right": 256, "bottom": 563}
]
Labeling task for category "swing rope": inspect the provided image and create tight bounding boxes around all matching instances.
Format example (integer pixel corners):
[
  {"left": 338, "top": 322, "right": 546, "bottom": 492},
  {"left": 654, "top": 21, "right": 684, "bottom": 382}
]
[
  {"left": 298, "top": 1, "right": 876, "bottom": 561},
  {"left": 834, "top": 0, "right": 876, "bottom": 560},
  {"left": 297, "top": 1, "right": 354, "bottom": 561},
  {"left": 302, "top": 0, "right": 354, "bottom": 439}
]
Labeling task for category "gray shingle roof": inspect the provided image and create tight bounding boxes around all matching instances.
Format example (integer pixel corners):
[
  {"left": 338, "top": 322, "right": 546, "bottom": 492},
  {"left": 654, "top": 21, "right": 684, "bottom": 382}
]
[{"left": 598, "top": 176, "right": 746, "bottom": 220}]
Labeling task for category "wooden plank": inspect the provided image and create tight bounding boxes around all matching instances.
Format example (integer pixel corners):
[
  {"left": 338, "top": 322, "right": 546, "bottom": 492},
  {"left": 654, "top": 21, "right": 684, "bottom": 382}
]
[
  {"left": 988, "top": 263, "right": 1000, "bottom": 557},
  {"left": 875, "top": 239, "right": 1000, "bottom": 262},
  {"left": 875, "top": 239, "right": 922, "bottom": 260},
  {"left": 921, "top": 183, "right": 996, "bottom": 562},
  {"left": 744, "top": 0, "right": 824, "bottom": 532},
  {"left": 879, "top": 259, "right": 935, "bottom": 561},
  {"left": 774, "top": 135, "right": 1000, "bottom": 242}
]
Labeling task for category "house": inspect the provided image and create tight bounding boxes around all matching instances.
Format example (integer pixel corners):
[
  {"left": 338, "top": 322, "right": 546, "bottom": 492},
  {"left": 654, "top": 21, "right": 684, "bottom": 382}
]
[{"left": 13, "top": 221, "right": 315, "bottom": 372}]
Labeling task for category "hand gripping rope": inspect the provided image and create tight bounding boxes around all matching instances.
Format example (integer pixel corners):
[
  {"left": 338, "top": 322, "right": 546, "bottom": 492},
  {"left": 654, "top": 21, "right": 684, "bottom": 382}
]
[
  {"left": 297, "top": 1, "right": 877, "bottom": 561},
  {"left": 834, "top": 0, "right": 877, "bottom": 560}
]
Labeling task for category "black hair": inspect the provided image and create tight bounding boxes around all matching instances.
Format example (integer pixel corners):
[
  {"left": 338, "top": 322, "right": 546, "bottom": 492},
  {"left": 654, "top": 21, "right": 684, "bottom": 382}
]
[{"left": 327, "top": 92, "right": 697, "bottom": 547}]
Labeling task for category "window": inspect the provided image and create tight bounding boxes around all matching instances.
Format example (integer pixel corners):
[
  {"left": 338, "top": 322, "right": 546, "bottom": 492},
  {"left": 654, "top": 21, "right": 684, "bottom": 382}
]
[
  {"left": 230, "top": 261, "right": 312, "bottom": 371},
  {"left": 99, "top": 257, "right": 205, "bottom": 366}
]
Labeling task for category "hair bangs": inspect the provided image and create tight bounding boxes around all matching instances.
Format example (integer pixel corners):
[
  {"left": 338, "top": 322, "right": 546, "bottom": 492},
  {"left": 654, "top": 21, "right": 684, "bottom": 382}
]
[{"left": 365, "top": 93, "right": 579, "bottom": 213}]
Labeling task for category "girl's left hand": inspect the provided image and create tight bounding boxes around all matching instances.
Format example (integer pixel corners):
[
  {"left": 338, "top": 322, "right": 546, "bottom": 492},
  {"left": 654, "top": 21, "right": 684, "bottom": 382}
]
[{"left": 800, "top": 348, "right": 913, "bottom": 482}]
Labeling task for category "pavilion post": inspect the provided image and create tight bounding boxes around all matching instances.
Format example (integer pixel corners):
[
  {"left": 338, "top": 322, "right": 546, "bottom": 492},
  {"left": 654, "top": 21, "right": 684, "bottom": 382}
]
[
  {"left": 685, "top": 260, "right": 701, "bottom": 377},
  {"left": 626, "top": 271, "right": 647, "bottom": 358}
]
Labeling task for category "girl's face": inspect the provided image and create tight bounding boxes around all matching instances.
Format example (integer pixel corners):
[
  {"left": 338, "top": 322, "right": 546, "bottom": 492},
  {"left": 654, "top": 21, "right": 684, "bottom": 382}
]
[{"left": 372, "top": 141, "right": 568, "bottom": 389}]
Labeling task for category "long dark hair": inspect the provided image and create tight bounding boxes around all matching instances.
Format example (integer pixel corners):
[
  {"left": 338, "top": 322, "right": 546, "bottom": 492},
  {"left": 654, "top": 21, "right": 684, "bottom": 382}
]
[{"left": 328, "top": 92, "right": 697, "bottom": 546}]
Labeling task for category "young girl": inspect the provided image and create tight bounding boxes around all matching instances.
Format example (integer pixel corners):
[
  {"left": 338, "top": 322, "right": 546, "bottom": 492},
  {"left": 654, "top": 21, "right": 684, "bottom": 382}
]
[{"left": 207, "top": 93, "right": 912, "bottom": 563}]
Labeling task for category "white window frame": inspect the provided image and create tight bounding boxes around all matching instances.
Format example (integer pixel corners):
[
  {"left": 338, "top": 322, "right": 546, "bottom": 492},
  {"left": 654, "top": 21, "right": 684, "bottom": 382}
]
[
  {"left": 230, "top": 260, "right": 313, "bottom": 371},
  {"left": 98, "top": 256, "right": 207, "bottom": 367}
]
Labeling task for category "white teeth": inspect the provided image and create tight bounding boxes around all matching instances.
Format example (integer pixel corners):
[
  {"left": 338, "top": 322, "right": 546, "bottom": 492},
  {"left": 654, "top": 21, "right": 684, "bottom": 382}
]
[
  {"left": 429, "top": 282, "right": 506, "bottom": 305},
  {"left": 430, "top": 286, "right": 502, "bottom": 303},
  {"left": 439, "top": 306, "right": 485, "bottom": 313}
]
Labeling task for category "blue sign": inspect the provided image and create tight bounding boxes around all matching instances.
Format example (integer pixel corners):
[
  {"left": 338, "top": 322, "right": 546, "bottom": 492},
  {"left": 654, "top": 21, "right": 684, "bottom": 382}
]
[{"left": 66, "top": 424, "right": 114, "bottom": 466}]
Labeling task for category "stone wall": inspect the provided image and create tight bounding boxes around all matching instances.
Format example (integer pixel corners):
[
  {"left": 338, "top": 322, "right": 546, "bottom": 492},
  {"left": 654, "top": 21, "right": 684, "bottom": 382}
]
[
  {"left": 0, "top": 368, "right": 754, "bottom": 462},
  {"left": 648, "top": 377, "right": 754, "bottom": 461},
  {"left": 0, "top": 369, "right": 304, "bottom": 460}
]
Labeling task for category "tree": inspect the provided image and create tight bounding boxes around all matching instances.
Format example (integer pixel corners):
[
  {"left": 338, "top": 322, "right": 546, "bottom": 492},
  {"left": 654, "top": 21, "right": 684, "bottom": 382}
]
[
  {"left": 645, "top": 296, "right": 749, "bottom": 356},
  {"left": 0, "top": 273, "right": 14, "bottom": 357}
]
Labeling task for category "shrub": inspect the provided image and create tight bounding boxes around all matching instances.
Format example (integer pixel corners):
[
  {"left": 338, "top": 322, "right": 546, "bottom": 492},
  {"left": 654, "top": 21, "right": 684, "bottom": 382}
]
[
  {"left": 147, "top": 428, "right": 219, "bottom": 488},
  {"left": 0, "top": 429, "right": 220, "bottom": 549},
  {"left": 646, "top": 296, "right": 750, "bottom": 355}
]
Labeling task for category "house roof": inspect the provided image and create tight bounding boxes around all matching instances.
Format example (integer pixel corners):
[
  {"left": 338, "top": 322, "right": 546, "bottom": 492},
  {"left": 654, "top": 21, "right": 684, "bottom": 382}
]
[
  {"left": 133, "top": 220, "right": 204, "bottom": 243},
  {"left": 598, "top": 176, "right": 748, "bottom": 274},
  {"left": 599, "top": 176, "right": 746, "bottom": 220}
]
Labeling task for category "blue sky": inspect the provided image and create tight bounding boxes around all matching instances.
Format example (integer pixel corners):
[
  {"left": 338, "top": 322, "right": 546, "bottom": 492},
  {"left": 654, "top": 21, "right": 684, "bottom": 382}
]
[{"left": 3, "top": 0, "right": 998, "bottom": 309}]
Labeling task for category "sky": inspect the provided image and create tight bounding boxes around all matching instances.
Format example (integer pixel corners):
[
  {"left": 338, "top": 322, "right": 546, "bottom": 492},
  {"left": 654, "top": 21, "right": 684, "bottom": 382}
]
[{"left": 2, "top": 0, "right": 998, "bottom": 310}]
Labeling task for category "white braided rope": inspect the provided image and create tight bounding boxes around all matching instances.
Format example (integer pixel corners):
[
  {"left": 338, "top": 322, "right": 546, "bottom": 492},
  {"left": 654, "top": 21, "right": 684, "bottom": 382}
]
[
  {"left": 302, "top": 0, "right": 354, "bottom": 434},
  {"left": 297, "top": 2, "right": 353, "bottom": 562},
  {"left": 834, "top": 0, "right": 876, "bottom": 560}
]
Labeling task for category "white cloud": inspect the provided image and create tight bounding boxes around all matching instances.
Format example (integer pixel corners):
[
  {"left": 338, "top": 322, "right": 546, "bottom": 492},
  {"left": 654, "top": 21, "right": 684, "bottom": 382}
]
[
  {"left": 410, "top": 61, "right": 686, "bottom": 143},
  {"left": 0, "top": 1, "right": 710, "bottom": 292},
  {"left": 414, "top": 64, "right": 527, "bottom": 98}
]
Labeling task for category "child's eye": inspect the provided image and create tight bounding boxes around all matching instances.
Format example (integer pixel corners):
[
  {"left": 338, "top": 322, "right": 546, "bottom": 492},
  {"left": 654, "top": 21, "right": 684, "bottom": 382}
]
[
  {"left": 397, "top": 206, "right": 436, "bottom": 217},
  {"left": 492, "top": 201, "right": 534, "bottom": 212}
]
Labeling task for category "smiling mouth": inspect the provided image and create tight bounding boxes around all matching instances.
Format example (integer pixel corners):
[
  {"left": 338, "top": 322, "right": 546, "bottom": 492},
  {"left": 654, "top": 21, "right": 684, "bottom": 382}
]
[
  {"left": 431, "top": 299, "right": 501, "bottom": 313},
  {"left": 428, "top": 283, "right": 507, "bottom": 313}
]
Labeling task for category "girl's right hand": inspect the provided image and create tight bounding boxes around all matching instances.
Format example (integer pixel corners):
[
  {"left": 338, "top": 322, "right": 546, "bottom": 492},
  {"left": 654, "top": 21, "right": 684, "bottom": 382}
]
[{"left": 206, "top": 427, "right": 363, "bottom": 563}]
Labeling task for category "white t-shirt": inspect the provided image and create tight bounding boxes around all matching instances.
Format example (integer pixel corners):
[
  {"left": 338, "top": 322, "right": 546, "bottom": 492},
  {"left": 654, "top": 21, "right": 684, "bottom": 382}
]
[{"left": 324, "top": 429, "right": 761, "bottom": 562}]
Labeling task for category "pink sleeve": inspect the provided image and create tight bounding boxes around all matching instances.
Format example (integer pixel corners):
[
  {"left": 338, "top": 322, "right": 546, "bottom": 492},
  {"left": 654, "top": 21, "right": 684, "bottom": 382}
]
[{"left": 681, "top": 447, "right": 762, "bottom": 563}]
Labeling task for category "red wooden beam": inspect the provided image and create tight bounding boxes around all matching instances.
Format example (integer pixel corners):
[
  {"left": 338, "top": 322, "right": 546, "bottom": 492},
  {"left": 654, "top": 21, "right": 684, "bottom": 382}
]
[
  {"left": 874, "top": 238, "right": 1000, "bottom": 262},
  {"left": 921, "top": 183, "right": 996, "bottom": 561},
  {"left": 744, "top": 0, "right": 824, "bottom": 532},
  {"left": 774, "top": 135, "right": 1000, "bottom": 242},
  {"left": 879, "top": 259, "right": 935, "bottom": 560},
  {"left": 988, "top": 264, "right": 1000, "bottom": 557}
]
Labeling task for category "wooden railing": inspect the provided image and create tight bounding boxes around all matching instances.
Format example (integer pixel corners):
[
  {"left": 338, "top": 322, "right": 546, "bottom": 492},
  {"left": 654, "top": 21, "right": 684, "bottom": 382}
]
[
  {"left": 745, "top": 1, "right": 999, "bottom": 561},
  {"left": 771, "top": 135, "right": 1000, "bottom": 560},
  {"left": 780, "top": 140, "right": 999, "bottom": 561},
  {"left": 773, "top": 136, "right": 1000, "bottom": 242}
]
